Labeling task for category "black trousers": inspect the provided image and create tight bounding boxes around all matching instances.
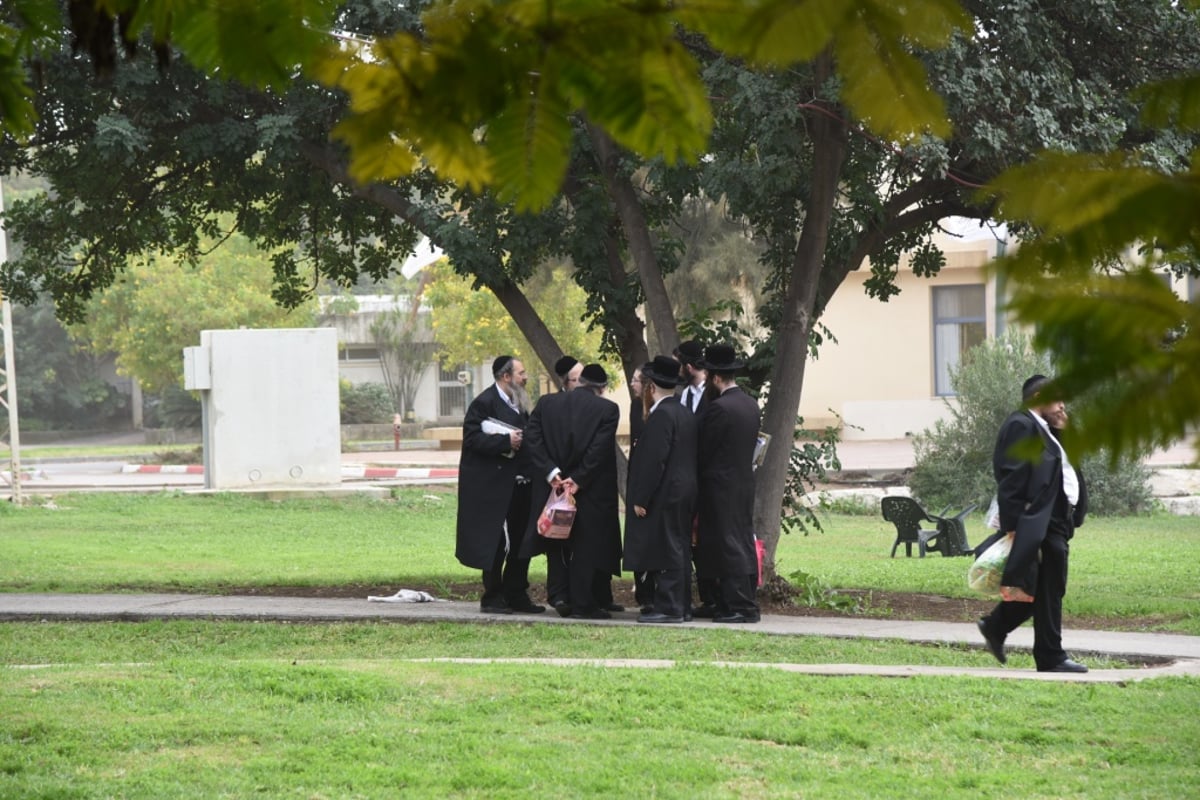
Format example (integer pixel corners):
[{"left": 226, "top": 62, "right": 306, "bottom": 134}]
[
  {"left": 695, "top": 576, "right": 720, "bottom": 609},
  {"left": 480, "top": 481, "right": 534, "bottom": 608},
  {"left": 544, "top": 539, "right": 607, "bottom": 614},
  {"left": 719, "top": 573, "right": 759, "bottom": 617},
  {"left": 650, "top": 568, "right": 688, "bottom": 617},
  {"left": 634, "top": 571, "right": 657, "bottom": 609},
  {"left": 983, "top": 515, "right": 1072, "bottom": 669}
]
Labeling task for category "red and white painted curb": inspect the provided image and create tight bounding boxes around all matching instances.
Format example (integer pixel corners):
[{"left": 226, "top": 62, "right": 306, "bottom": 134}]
[
  {"left": 122, "top": 464, "right": 205, "bottom": 474},
  {"left": 121, "top": 464, "right": 458, "bottom": 480},
  {"left": 340, "top": 466, "right": 459, "bottom": 480}
]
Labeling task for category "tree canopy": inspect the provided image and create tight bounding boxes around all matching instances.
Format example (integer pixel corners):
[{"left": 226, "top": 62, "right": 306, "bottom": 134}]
[
  {"left": 74, "top": 228, "right": 317, "bottom": 393},
  {"left": 2, "top": 0, "right": 1199, "bottom": 575}
]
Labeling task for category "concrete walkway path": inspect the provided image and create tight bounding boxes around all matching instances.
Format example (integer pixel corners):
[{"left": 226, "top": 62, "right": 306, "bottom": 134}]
[{"left": 4, "top": 592, "right": 1198, "bottom": 683}]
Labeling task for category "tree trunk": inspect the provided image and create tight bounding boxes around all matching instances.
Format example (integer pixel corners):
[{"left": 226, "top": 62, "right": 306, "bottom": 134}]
[
  {"left": 753, "top": 56, "right": 849, "bottom": 579},
  {"left": 589, "top": 125, "right": 679, "bottom": 355},
  {"left": 490, "top": 280, "right": 566, "bottom": 378}
]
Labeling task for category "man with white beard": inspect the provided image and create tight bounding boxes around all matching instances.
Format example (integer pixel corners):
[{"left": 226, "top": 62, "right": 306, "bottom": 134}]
[{"left": 454, "top": 356, "right": 544, "bottom": 614}]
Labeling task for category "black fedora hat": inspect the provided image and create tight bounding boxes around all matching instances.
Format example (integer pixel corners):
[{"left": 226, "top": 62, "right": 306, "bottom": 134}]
[
  {"left": 674, "top": 339, "right": 703, "bottom": 366},
  {"left": 643, "top": 355, "right": 683, "bottom": 388},
  {"left": 698, "top": 344, "right": 744, "bottom": 372}
]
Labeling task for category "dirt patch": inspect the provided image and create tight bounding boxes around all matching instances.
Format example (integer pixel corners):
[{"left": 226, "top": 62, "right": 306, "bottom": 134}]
[{"left": 217, "top": 580, "right": 1174, "bottom": 632}]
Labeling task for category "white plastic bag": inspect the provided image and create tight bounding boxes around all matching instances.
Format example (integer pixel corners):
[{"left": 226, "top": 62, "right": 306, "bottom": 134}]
[
  {"left": 984, "top": 494, "right": 1001, "bottom": 530},
  {"left": 967, "top": 532, "right": 1013, "bottom": 597}
]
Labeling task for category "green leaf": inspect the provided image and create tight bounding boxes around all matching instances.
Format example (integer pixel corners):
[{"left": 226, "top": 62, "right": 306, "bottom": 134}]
[
  {"left": 333, "top": 114, "right": 418, "bottom": 184},
  {"left": 154, "top": 0, "right": 340, "bottom": 90},
  {"left": 834, "top": 18, "right": 951, "bottom": 138},
  {"left": 687, "top": 0, "right": 853, "bottom": 65},
  {"left": 1004, "top": 271, "right": 1200, "bottom": 460},
  {"left": 1138, "top": 73, "right": 1200, "bottom": 131},
  {"left": 0, "top": 31, "right": 37, "bottom": 138},
  {"left": 488, "top": 70, "right": 574, "bottom": 212},
  {"left": 991, "top": 153, "right": 1200, "bottom": 279}
]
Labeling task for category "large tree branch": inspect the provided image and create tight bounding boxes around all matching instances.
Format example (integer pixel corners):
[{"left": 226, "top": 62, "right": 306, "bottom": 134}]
[
  {"left": 588, "top": 124, "right": 678, "bottom": 355},
  {"left": 299, "top": 142, "right": 566, "bottom": 376},
  {"left": 814, "top": 195, "right": 982, "bottom": 318}
]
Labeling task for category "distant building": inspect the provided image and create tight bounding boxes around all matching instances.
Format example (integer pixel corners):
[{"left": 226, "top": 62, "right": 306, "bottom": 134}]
[{"left": 320, "top": 294, "right": 489, "bottom": 424}]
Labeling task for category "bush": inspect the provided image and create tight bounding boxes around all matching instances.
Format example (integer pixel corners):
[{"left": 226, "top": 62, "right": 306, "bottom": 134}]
[
  {"left": 142, "top": 386, "right": 202, "bottom": 429},
  {"left": 909, "top": 331, "right": 1153, "bottom": 517},
  {"left": 340, "top": 381, "right": 394, "bottom": 424}
]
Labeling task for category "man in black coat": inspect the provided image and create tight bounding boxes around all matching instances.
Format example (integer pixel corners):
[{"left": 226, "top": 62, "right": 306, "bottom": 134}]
[
  {"left": 454, "top": 356, "right": 544, "bottom": 615},
  {"left": 554, "top": 355, "right": 583, "bottom": 392},
  {"left": 625, "top": 356, "right": 698, "bottom": 623},
  {"left": 674, "top": 340, "right": 707, "bottom": 415},
  {"left": 694, "top": 344, "right": 762, "bottom": 623},
  {"left": 520, "top": 364, "right": 622, "bottom": 619},
  {"left": 673, "top": 339, "right": 719, "bottom": 615},
  {"left": 977, "top": 375, "right": 1089, "bottom": 672}
]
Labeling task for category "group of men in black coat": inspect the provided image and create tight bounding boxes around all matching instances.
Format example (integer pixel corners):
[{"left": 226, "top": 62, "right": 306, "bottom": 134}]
[{"left": 453, "top": 342, "right": 763, "bottom": 624}]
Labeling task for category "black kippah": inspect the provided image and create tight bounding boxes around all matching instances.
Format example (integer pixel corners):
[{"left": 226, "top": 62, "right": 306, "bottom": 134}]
[
  {"left": 554, "top": 355, "right": 579, "bottom": 378},
  {"left": 580, "top": 363, "right": 608, "bottom": 386},
  {"left": 1022, "top": 374, "right": 1049, "bottom": 401},
  {"left": 493, "top": 355, "right": 514, "bottom": 376}
]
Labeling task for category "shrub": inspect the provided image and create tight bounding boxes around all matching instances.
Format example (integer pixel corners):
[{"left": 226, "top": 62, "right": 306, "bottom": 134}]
[
  {"left": 909, "top": 331, "right": 1153, "bottom": 517},
  {"left": 340, "top": 381, "right": 394, "bottom": 424},
  {"left": 142, "top": 386, "right": 202, "bottom": 429}
]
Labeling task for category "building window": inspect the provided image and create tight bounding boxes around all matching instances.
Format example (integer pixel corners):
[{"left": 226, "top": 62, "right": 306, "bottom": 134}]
[
  {"left": 438, "top": 364, "right": 471, "bottom": 418},
  {"left": 933, "top": 285, "right": 986, "bottom": 396},
  {"left": 1189, "top": 273, "right": 1198, "bottom": 303},
  {"left": 341, "top": 346, "right": 380, "bottom": 362}
]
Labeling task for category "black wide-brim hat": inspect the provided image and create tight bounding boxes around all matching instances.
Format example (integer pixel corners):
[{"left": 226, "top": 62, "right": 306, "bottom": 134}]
[
  {"left": 674, "top": 339, "right": 703, "bottom": 366},
  {"left": 698, "top": 343, "right": 744, "bottom": 372},
  {"left": 644, "top": 355, "right": 683, "bottom": 387}
]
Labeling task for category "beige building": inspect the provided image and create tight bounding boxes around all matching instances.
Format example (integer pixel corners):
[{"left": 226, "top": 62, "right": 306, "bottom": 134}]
[
  {"left": 799, "top": 226, "right": 1199, "bottom": 442},
  {"left": 798, "top": 229, "right": 1004, "bottom": 441}
]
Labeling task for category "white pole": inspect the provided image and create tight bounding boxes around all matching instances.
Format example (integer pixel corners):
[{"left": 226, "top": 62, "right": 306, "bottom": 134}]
[{"left": 0, "top": 177, "right": 21, "bottom": 503}]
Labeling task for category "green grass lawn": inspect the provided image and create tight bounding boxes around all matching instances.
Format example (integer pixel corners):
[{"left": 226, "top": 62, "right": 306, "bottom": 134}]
[
  {"left": 2, "top": 489, "right": 1198, "bottom": 633},
  {"left": 1, "top": 623, "right": 1197, "bottom": 799},
  {"left": 2, "top": 490, "right": 1198, "bottom": 798}
]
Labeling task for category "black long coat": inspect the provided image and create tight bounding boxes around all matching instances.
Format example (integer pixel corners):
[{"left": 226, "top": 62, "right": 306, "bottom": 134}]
[
  {"left": 992, "top": 410, "right": 1088, "bottom": 592},
  {"left": 694, "top": 386, "right": 760, "bottom": 578},
  {"left": 519, "top": 388, "right": 622, "bottom": 575},
  {"left": 454, "top": 384, "right": 530, "bottom": 570},
  {"left": 623, "top": 396, "right": 697, "bottom": 573}
]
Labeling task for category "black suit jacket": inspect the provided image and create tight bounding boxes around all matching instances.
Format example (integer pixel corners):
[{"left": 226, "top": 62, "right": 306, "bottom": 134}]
[
  {"left": 694, "top": 385, "right": 760, "bottom": 577},
  {"left": 454, "top": 385, "right": 529, "bottom": 569},
  {"left": 992, "top": 410, "right": 1087, "bottom": 591},
  {"left": 520, "top": 388, "right": 622, "bottom": 575},
  {"left": 624, "top": 396, "right": 697, "bottom": 572}
]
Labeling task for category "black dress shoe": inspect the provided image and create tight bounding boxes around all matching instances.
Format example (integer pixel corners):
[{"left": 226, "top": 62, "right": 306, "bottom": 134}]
[
  {"left": 691, "top": 604, "right": 717, "bottom": 619},
  {"left": 552, "top": 601, "right": 572, "bottom": 618},
  {"left": 569, "top": 609, "right": 612, "bottom": 620},
  {"left": 1040, "top": 658, "right": 1088, "bottom": 673},
  {"left": 480, "top": 604, "right": 512, "bottom": 615},
  {"left": 604, "top": 603, "right": 626, "bottom": 613},
  {"left": 509, "top": 601, "right": 546, "bottom": 614},
  {"left": 713, "top": 612, "right": 759, "bottom": 623},
  {"left": 977, "top": 619, "right": 1007, "bottom": 665},
  {"left": 637, "top": 612, "right": 684, "bottom": 624},
  {"left": 640, "top": 605, "right": 654, "bottom": 615}
]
